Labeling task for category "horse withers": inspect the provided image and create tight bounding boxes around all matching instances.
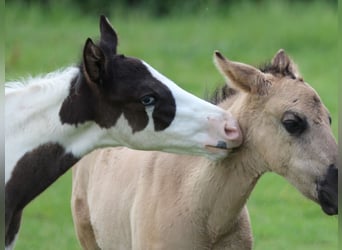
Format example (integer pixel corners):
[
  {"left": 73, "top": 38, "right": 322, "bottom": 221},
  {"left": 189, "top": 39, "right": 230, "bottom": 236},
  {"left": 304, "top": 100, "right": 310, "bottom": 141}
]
[
  {"left": 71, "top": 49, "right": 337, "bottom": 250},
  {"left": 5, "top": 16, "right": 242, "bottom": 249}
]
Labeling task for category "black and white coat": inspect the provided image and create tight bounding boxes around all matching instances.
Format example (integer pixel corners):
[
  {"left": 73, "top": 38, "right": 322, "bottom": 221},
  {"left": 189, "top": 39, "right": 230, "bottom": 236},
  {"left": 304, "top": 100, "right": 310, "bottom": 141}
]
[{"left": 5, "top": 16, "right": 242, "bottom": 249}]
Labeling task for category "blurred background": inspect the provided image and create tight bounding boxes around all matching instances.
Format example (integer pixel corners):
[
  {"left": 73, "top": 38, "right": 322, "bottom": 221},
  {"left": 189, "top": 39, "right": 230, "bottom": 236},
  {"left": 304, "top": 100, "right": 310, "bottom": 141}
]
[{"left": 6, "top": 0, "right": 337, "bottom": 249}]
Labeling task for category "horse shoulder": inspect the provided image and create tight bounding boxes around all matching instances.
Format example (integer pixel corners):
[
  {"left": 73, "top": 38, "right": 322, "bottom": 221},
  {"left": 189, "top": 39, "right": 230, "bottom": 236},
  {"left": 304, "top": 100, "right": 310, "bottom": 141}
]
[
  {"left": 72, "top": 148, "right": 151, "bottom": 248},
  {"left": 72, "top": 149, "right": 111, "bottom": 250}
]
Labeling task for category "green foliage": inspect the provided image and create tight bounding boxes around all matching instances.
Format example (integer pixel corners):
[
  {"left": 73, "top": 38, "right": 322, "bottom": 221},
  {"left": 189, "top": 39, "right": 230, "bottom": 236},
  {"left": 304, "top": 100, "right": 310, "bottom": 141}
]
[
  {"left": 6, "top": 1, "right": 337, "bottom": 249},
  {"left": 6, "top": 0, "right": 338, "bottom": 17}
]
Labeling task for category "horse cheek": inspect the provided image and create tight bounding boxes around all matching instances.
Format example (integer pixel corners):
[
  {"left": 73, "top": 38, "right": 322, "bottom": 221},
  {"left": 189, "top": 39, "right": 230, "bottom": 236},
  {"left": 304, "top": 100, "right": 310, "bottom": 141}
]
[
  {"left": 123, "top": 105, "right": 149, "bottom": 133},
  {"left": 152, "top": 102, "right": 176, "bottom": 131}
]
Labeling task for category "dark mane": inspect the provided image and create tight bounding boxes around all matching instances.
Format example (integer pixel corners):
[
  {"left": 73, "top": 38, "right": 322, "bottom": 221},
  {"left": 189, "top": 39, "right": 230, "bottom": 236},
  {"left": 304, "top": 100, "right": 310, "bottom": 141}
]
[
  {"left": 208, "top": 84, "right": 237, "bottom": 105},
  {"left": 258, "top": 61, "right": 296, "bottom": 79}
]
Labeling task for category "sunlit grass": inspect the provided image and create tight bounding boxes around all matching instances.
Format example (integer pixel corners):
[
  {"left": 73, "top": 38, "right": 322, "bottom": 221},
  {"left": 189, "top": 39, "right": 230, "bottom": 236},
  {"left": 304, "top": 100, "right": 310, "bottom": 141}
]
[{"left": 6, "top": 1, "right": 337, "bottom": 249}]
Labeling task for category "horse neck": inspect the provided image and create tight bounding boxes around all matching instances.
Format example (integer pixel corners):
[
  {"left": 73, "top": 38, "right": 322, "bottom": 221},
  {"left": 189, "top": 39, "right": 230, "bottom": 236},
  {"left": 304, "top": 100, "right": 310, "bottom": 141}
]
[
  {"left": 5, "top": 68, "right": 79, "bottom": 120},
  {"left": 190, "top": 95, "right": 266, "bottom": 240},
  {"left": 5, "top": 67, "right": 114, "bottom": 181},
  {"left": 192, "top": 151, "right": 261, "bottom": 233}
]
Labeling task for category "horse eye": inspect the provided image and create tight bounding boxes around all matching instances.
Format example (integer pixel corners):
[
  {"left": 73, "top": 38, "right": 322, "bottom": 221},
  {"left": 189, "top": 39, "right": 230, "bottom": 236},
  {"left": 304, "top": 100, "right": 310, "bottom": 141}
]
[
  {"left": 282, "top": 112, "right": 307, "bottom": 136},
  {"left": 140, "top": 95, "right": 156, "bottom": 106}
]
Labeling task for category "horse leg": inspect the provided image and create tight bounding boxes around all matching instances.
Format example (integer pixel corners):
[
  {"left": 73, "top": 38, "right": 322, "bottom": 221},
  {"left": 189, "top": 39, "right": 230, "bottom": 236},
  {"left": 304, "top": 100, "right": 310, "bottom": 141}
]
[
  {"left": 72, "top": 195, "right": 101, "bottom": 250},
  {"left": 5, "top": 209, "right": 22, "bottom": 250},
  {"left": 71, "top": 164, "right": 101, "bottom": 250}
]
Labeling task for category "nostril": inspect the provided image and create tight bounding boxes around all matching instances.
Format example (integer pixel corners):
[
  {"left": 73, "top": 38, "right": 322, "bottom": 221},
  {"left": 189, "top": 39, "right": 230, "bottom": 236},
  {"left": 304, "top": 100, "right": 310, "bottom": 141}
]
[
  {"left": 327, "top": 164, "right": 338, "bottom": 177},
  {"left": 207, "top": 112, "right": 242, "bottom": 147},
  {"left": 317, "top": 164, "right": 338, "bottom": 215},
  {"left": 328, "top": 164, "right": 337, "bottom": 170},
  {"left": 224, "top": 123, "right": 242, "bottom": 146},
  {"left": 224, "top": 126, "right": 235, "bottom": 136},
  {"left": 326, "top": 164, "right": 338, "bottom": 183}
]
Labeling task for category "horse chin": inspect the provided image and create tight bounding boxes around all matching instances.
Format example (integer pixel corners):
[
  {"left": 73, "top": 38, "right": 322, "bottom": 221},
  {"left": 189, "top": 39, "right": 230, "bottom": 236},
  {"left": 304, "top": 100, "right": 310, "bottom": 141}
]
[
  {"left": 321, "top": 204, "right": 338, "bottom": 216},
  {"left": 205, "top": 145, "right": 229, "bottom": 152},
  {"left": 318, "top": 190, "right": 338, "bottom": 216},
  {"left": 204, "top": 145, "right": 230, "bottom": 160}
]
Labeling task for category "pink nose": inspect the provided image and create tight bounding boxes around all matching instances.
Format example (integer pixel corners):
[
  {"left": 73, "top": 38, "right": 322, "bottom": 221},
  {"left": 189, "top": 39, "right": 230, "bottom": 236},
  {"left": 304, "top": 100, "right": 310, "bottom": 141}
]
[
  {"left": 224, "top": 119, "right": 243, "bottom": 147},
  {"left": 207, "top": 111, "right": 243, "bottom": 149}
]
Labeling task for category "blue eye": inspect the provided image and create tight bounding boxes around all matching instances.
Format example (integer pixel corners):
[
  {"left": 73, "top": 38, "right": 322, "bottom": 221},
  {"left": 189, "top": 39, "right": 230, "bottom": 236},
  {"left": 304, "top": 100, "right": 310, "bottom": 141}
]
[{"left": 140, "top": 95, "right": 156, "bottom": 106}]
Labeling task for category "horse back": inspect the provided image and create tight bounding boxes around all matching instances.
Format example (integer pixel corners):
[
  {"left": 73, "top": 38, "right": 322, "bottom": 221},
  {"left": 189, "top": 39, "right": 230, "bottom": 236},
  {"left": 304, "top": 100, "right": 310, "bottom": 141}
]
[{"left": 71, "top": 147, "right": 201, "bottom": 249}]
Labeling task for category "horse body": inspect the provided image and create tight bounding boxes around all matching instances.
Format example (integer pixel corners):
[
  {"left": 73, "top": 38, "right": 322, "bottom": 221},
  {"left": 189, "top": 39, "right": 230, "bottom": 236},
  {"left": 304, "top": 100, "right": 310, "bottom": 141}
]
[
  {"left": 5, "top": 17, "right": 242, "bottom": 249},
  {"left": 72, "top": 148, "right": 254, "bottom": 250},
  {"left": 72, "top": 50, "right": 338, "bottom": 250}
]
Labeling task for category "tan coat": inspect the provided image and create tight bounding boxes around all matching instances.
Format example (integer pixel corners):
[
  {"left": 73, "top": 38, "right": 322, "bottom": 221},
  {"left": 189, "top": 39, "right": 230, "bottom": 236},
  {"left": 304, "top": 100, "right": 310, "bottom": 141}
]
[{"left": 71, "top": 50, "right": 337, "bottom": 250}]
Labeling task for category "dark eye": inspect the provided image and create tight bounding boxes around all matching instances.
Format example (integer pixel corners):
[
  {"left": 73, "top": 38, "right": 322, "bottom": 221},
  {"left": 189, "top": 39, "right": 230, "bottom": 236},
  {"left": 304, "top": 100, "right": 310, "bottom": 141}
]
[
  {"left": 140, "top": 95, "right": 156, "bottom": 106},
  {"left": 282, "top": 111, "right": 307, "bottom": 136}
]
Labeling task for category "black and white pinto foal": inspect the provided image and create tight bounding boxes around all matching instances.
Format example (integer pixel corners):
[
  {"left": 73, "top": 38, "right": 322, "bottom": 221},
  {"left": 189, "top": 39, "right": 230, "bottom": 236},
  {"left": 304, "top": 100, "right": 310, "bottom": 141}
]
[{"left": 5, "top": 16, "right": 242, "bottom": 249}]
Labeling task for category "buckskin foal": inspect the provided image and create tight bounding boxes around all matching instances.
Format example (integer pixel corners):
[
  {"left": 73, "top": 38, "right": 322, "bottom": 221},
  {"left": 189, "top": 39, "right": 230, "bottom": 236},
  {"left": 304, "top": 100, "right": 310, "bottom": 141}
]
[
  {"left": 71, "top": 50, "right": 337, "bottom": 250},
  {"left": 5, "top": 16, "right": 242, "bottom": 249}
]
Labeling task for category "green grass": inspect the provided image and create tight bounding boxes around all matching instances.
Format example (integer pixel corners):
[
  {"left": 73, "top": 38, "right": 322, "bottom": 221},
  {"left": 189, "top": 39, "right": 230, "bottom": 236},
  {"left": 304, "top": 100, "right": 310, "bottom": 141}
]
[{"left": 6, "top": 1, "right": 338, "bottom": 249}]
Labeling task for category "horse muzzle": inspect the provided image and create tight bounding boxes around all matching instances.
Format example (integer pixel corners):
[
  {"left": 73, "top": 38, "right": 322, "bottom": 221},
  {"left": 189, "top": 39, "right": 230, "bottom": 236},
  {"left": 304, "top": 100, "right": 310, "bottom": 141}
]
[{"left": 317, "top": 164, "right": 338, "bottom": 215}]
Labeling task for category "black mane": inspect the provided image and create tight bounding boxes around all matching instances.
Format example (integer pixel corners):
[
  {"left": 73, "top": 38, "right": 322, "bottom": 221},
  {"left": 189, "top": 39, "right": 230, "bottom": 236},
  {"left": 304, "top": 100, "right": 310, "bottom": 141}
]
[
  {"left": 208, "top": 84, "right": 237, "bottom": 105},
  {"left": 258, "top": 61, "right": 296, "bottom": 79}
]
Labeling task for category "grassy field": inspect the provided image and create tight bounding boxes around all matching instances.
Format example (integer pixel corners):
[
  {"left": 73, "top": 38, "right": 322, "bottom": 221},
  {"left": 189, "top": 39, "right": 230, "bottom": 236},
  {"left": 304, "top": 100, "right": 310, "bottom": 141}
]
[{"left": 6, "top": 1, "right": 338, "bottom": 249}]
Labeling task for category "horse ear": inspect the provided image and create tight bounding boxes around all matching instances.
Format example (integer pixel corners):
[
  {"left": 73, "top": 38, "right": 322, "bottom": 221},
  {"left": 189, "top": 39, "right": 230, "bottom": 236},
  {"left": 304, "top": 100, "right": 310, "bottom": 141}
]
[
  {"left": 272, "top": 49, "right": 301, "bottom": 78},
  {"left": 214, "top": 51, "right": 270, "bottom": 95},
  {"left": 83, "top": 38, "right": 105, "bottom": 84},
  {"left": 99, "top": 15, "right": 118, "bottom": 55}
]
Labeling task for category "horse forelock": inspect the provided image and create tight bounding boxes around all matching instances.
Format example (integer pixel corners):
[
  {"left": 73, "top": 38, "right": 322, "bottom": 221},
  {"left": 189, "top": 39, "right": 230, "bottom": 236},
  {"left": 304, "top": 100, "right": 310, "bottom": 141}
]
[{"left": 258, "top": 62, "right": 297, "bottom": 79}]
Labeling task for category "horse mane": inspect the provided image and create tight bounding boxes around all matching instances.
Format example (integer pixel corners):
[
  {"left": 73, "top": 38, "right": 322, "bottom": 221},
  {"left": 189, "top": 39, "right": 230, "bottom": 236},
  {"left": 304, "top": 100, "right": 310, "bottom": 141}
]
[
  {"left": 5, "top": 67, "right": 79, "bottom": 94},
  {"left": 208, "top": 84, "right": 237, "bottom": 105},
  {"left": 258, "top": 61, "right": 296, "bottom": 79}
]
